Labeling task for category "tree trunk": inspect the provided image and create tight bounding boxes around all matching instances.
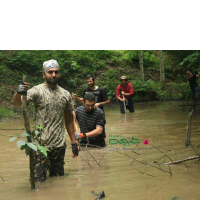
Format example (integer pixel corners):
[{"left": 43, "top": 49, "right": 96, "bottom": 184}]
[
  {"left": 22, "top": 75, "right": 35, "bottom": 189},
  {"left": 139, "top": 50, "right": 144, "bottom": 82},
  {"left": 158, "top": 50, "right": 165, "bottom": 88}
]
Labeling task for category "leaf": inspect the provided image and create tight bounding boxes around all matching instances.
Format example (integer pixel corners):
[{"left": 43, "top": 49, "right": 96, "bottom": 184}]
[
  {"left": 25, "top": 146, "right": 30, "bottom": 155},
  {"left": 36, "top": 144, "right": 49, "bottom": 157},
  {"left": 9, "top": 137, "right": 17, "bottom": 142},
  {"left": 27, "top": 143, "right": 37, "bottom": 152},
  {"left": 21, "top": 132, "right": 30, "bottom": 137},
  {"left": 20, "top": 144, "right": 27, "bottom": 150},
  {"left": 17, "top": 140, "right": 26, "bottom": 148},
  {"left": 34, "top": 130, "right": 40, "bottom": 135}
]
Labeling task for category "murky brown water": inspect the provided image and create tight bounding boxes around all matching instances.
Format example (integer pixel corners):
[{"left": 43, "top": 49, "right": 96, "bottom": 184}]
[{"left": 1, "top": 102, "right": 200, "bottom": 200}]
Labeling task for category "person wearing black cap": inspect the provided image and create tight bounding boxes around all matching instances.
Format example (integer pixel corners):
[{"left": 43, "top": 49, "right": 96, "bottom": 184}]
[{"left": 116, "top": 75, "right": 134, "bottom": 114}]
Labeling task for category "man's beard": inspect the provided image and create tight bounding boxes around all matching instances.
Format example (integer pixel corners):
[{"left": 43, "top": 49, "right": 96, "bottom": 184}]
[
  {"left": 85, "top": 108, "right": 94, "bottom": 114},
  {"left": 45, "top": 77, "right": 59, "bottom": 85}
]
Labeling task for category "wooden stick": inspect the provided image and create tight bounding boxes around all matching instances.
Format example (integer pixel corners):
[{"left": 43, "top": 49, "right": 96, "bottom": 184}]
[
  {"left": 163, "top": 156, "right": 200, "bottom": 165},
  {"left": 72, "top": 109, "right": 80, "bottom": 151},
  {"left": 185, "top": 109, "right": 193, "bottom": 147},
  {"left": 122, "top": 94, "right": 126, "bottom": 114},
  {"left": 22, "top": 75, "right": 35, "bottom": 189}
]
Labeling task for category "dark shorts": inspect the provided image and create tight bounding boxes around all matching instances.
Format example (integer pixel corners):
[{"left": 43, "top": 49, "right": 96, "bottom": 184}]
[{"left": 33, "top": 144, "right": 66, "bottom": 182}]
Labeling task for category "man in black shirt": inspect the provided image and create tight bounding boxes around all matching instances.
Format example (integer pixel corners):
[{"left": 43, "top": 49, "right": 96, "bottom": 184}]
[
  {"left": 73, "top": 75, "right": 110, "bottom": 112},
  {"left": 187, "top": 69, "right": 199, "bottom": 102},
  {"left": 75, "top": 93, "right": 106, "bottom": 147}
]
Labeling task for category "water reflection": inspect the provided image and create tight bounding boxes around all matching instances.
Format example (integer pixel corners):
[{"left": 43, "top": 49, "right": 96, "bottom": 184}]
[{"left": 0, "top": 102, "right": 200, "bottom": 200}]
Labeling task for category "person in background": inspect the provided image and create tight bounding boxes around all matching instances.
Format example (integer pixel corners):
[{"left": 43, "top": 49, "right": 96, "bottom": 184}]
[
  {"left": 72, "top": 75, "right": 110, "bottom": 113},
  {"left": 116, "top": 75, "right": 134, "bottom": 114},
  {"left": 186, "top": 69, "right": 199, "bottom": 104},
  {"left": 13, "top": 59, "right": 78, "bottom": 182},
  {"left": 75, "top": 93, "right": 106, "bottom": 147}
]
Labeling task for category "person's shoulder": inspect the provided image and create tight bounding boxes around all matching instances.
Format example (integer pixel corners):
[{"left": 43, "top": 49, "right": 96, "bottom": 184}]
[
  {"left": 128, "top": 82, "right": 133, "bottom": 86},
  {"left": 76, "top": 105, "right": 85, "bottom": 112},
  {"left": 98, "top": 87, "right": 105, "bottom": 91},
  {"left": 95, "top": 107, "right": 104, "bottom": 115},
  {"left": 30, "top": 83, "right": 44, "bottom": 91},
  {"left": 58, "top": 86, "right": 71, "bottom": 95}
]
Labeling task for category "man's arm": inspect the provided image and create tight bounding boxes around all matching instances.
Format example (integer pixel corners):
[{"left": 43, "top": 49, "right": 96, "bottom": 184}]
[
  {"left": 95, "top": 88, "right": 110, "bottom": 107},
  {"left": 72, "top": 93, "right": 84, "bottom": 104},
  {"left": 64, "top": 110, "right": 76, "bottom": 143},
  {"left": 116, "top": 85, "right": 125, "bottom": 102},
  {"left": 64, "top": 110, "right": 79, "bottom": 158},
  {"left": 85, "top": 126, "right": 103, "bottom": 138},
  {"left": 123, "top": 83, "right": 133, "bottom": 96}
]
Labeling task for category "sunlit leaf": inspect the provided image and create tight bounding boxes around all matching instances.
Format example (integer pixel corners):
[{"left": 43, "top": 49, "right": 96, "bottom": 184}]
[
  {"left": 9, "top": 137, "right": 17, "bottom": 142},
  {"left": 36, "top": 144, "right": 49, "bottom": 157},
  {"left": 34, "top": 130, "right": 40, "bottom": 135},
  {"left": 17, "top": 140, "right": 26, "bottom": 148},
  {"left": 27, "top": 143, "right": 37, "bottom": 152},
  {"left": 21, "top": 132, "right": 30, "bottom": 137}
]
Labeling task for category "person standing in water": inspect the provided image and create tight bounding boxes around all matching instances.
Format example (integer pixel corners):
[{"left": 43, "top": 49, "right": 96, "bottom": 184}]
[
  {"left": 13, "top": 59, "right": 79, "bottom": 182},
  {"left": 116, "top": 75, "right": 134, "bottom": 114}
]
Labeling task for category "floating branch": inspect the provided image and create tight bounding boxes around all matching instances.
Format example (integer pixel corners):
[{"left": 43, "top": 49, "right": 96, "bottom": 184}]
[
  {"left": 79, "top": 155, "right": 93, "bottom": 169},
  {"left": 163, "top": 156, "right": 200, "bottom": 165},
  {"left": 86, "top": 150, "right": 101, "bottom": 167}
]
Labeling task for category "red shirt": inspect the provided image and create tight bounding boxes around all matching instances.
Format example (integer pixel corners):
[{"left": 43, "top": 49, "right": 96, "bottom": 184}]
[{"left": 116, "top": 83, "right": 133, "bottom": 99}]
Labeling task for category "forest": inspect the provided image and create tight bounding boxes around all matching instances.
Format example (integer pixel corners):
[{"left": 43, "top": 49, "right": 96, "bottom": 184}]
[{"left": 0, "top": 50, "right": 200, "bottom": 118}]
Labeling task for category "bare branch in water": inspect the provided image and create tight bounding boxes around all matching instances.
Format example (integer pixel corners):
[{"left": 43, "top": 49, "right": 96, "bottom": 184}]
[
  {"left": 99, "top": 151, "right": 106, "bottom": 166},
  {"left": 79, "top": 155, "right": 93, "bottom": 169},
  {"left": 163, "top": 156, "right": 200, "bottom": 165},
  {"left": 132, "top": 167, "right": 155, "bottom": 177},
  {"left": 86, "top": 150, "right": 101, "bottom": 167},
  {"left": 0, "top": 176, "right": 7, "bottom": 182}
]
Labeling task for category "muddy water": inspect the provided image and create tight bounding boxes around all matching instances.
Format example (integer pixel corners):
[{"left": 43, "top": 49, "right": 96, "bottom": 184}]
[{"left": 1, "top": 102, "right": 200, "bottom": 200}]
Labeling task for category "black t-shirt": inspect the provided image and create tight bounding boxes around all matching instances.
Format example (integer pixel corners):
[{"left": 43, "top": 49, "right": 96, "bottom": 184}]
[
  {"left": 75, "top": 105, "right": 105, "bottom": 144},
  {"left": 83, "top": 87, "right": 108, "bottom": 111},
  {"left": 187, "top": 74, "right": 198, "bottom": 89}
]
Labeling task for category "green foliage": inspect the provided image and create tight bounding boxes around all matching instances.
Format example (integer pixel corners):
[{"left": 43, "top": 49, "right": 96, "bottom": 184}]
[
  {"left": 9, "top": 125, "right": 49, "bottom": 157},
  {"left": 0, "top": 107, "right": 17, "bottom": 118},
  {"left": 103, "top": 69, "right": 121, "bottom": 99}
]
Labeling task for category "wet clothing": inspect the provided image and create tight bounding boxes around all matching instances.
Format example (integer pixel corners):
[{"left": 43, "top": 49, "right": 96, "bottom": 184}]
[
  {"left": 27, "top": 83, "right": 74, "bottom": 181},
  {"left": 116, "top": 83, "right": 134, "bottom": 113},
  {"left": 27, "top": 83, "right": 74, "bottom": 148},
  {"left": 187, "top": 74, "right": 199, "bottom": 101},
  {"left": 75, "top": 105, "right": 106, "bottom": 147},
  {"left": 120, "top": 98, "right": 134, "bottom": 113},
  {"left": 83, "top": 87, "right": 108, "bottom": 112},
  {"left": 34, "top": 144, "right": 66, "bottom": 182}
]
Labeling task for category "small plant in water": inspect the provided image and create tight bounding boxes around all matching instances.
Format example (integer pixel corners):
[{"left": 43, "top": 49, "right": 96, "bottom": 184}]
[{"left": 9, "top": 125, "right": 49, "bottom": 157}]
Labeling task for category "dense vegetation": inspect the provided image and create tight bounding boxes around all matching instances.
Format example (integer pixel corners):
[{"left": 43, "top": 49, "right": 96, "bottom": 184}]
[{"left": 0, "top": 50, "right": 199, "bottom": 118}]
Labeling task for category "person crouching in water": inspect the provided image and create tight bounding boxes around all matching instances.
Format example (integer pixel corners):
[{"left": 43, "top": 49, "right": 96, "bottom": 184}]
[{"left": 75, "top": 93, "right": 106, "bottom": 147}]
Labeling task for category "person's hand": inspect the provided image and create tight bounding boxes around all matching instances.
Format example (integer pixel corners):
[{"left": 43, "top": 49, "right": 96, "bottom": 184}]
[
  {"left": 121, "top": 91, "right": 125, "bottom": 95},
  {"left": 17, "top": 82, "right": 29, "bottom": 95},
  {"left": 71, "top": 143, "right": 79, "bottom": 157},
  {"left": 121, "top": 98, "right": 125, "bottom": 102},
  {"left": 72, "top": 93, "right": 77, "bottom": 100},
  {"left": 75, "top": 132, "right": 86, "bottom": 140}
]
